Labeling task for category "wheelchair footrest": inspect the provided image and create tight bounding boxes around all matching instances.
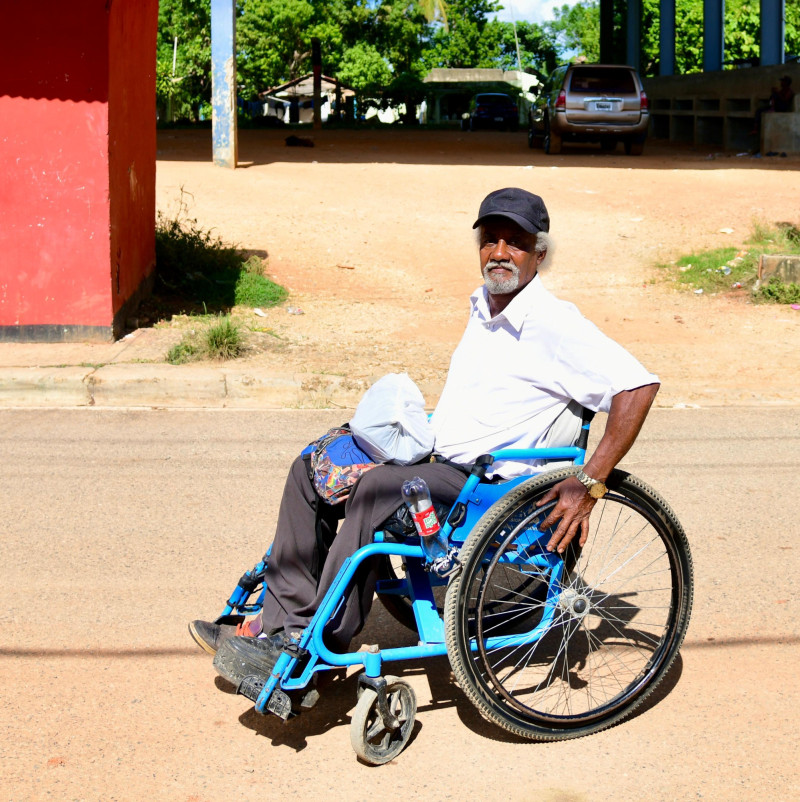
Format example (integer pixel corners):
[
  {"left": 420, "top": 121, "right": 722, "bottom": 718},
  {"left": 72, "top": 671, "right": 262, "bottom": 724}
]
[
  {"left": 237, "top": 674, "right": 266, "bottom": 703},
  {"left": 266, "top": 688, "right": 293, "bottom": 721}
]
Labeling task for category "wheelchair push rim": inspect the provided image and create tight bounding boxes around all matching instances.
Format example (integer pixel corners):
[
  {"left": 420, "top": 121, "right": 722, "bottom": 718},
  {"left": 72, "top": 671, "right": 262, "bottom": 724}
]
[{"left": 444, "top": 467, "right": 694, "bottom": 741}]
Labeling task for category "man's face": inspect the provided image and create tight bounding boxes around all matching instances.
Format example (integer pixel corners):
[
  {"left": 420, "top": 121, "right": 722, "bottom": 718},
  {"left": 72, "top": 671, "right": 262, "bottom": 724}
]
[{"left": 479, "top": 218, "right": 544, "bottom": 297}]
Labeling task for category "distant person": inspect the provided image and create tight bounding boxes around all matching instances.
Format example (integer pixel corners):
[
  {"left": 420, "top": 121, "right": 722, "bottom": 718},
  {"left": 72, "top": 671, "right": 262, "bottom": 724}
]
[
  {"left": 771, "top": 75, "right": 795, "bottom": 113},
  {"left": 752, "top": 75, "right": 796, "bottom": 134}
]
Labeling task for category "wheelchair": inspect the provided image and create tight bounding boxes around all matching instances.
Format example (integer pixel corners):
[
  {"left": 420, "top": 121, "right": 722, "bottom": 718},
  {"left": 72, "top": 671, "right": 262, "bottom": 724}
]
[{"left": 213, "top": 414, "right": 694, "bottom": 765}]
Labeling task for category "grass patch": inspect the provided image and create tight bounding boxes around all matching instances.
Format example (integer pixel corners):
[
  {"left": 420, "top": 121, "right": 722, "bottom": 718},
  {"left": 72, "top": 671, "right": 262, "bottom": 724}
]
[
  {"left": 234, "top": 269, "right": 288, "bottom": 307},
  {"left": 165, "top": 315, "right": 244, "bottom": 364},
  {"left": 205, "top": 316, "right": 243, "bottom": 360},
  {"left": 150, "top": 196, "right": 287, "bottom": 318},
  {"left": 759, "top": 277, "right": 800, "bottom": 304},
  {"left": 659, "top": 220, "right": 800, "bottom": 302},
  {"left": 166, "top": 338, "right": 201, "bottom": 365}
]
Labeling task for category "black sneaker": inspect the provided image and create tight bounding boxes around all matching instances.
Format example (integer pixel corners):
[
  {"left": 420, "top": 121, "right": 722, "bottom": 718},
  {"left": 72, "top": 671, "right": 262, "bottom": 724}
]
[
  {"left": 188, "top": 618, "right": 260, "bottom": 655},
  {"left": 212, "top": 635, "right": 283, "bottom": 685}
]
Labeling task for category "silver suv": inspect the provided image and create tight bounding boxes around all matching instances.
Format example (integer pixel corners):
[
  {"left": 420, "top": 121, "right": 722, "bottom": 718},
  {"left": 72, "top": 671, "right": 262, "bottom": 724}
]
[{"left": 528, "top": 64, "right": 649, "bottom": 155}]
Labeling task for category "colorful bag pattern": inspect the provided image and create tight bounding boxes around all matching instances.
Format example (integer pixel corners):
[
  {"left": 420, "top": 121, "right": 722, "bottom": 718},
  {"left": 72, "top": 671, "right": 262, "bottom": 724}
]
[{"left": 307, "top": 426, "right": 378, "bottom": 505}]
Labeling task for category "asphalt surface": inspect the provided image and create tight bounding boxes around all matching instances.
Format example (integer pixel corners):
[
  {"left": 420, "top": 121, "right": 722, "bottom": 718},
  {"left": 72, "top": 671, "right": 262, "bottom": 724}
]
[{"left": 1, "top": 407, "right": 798, "bottom": 801}]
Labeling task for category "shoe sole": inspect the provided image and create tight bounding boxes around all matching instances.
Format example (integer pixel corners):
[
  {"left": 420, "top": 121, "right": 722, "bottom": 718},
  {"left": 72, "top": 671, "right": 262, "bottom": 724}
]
[
  {"left": 213, "top": 637, "right": 278, "bottom": 685},
  {"left": 188, "top": 621, "right": 218, "bottom": 656}
]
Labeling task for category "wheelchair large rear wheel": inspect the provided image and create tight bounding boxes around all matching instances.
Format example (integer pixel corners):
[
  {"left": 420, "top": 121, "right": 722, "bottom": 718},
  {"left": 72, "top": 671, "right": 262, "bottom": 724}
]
[{"left": 444, "top": 467, "right": 693, "bottom": 741}]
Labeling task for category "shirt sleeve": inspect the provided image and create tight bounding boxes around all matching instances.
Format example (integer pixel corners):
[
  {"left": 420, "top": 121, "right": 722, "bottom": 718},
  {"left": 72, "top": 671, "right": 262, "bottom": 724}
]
[{"left": 547, "top": 311, "right": 659, "bottom": 413}]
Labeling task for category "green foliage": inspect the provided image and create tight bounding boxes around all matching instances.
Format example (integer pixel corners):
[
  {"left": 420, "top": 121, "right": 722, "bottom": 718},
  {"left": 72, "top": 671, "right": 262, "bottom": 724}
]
[
  {"left": 234, "top": 270, "right": 289, "bottom": 306},
  {"left": 758, "top": 278, "right": 800, "bottom": 304},
  {"left": 659, "top": 221, "right": 800, "bottom": 302},
  {"left": 337, "top": 42, "right": 393, "bottom": 99},
  {"left": 666, "top": 246, "right": 752, "bottom": 293},
  {"left": 155, "top": 0, "right": 800, "bottom": 119},
  {"left": 237, "top": 0, "right": 317, "bottom": 95},
  {"left": 154, "top": 202, "right": 288, "bottom": 315},
  {"left": 166, "top": 337, "right": 201, "bottom": 365},
  {"left": 165, "top": 315, "right": 244, "bottom": 364},
  {"left": 422, "top": 0, "right": 500, "bottom": 69},
  {"left": 156, "top": 0, "right": 212, "bottom": 121},
  {"left": 546, "top": 1, "right": 600, "bottom": 63},
  {"left": 205, "top": 316, "right": 244, "bottom": 360},
  {"left": 494, "top": 20, "right": 560, "bottom": 74}
]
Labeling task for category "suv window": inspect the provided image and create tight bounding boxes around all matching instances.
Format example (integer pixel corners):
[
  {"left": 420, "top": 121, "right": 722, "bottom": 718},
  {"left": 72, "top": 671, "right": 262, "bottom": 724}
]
[{"left": 568, "top": 67, "right": 636, "bottom": 94}]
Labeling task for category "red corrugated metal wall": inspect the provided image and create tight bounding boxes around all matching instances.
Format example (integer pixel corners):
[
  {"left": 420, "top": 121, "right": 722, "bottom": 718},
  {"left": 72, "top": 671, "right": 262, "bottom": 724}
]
[{"left": 0, "top": 0, "right": 157, "bottom": 340}]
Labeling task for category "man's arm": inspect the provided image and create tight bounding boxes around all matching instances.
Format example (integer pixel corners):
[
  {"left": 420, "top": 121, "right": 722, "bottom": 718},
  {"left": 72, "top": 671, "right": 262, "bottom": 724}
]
[{"left": 536, "top": 383, "right": 660, "bottom": 553}]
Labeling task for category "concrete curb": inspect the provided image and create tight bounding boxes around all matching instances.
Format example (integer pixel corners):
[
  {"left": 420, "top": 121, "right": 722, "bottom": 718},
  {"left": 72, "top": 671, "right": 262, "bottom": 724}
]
[
  {"left": 0, "top": 365, "right": 379, "bottom": 409},
  {"left": 0, "top": 366, "right": 94, "bottom": 407},
  {"left": 1, "top": 363, "right": 797, "bottom": 410}
]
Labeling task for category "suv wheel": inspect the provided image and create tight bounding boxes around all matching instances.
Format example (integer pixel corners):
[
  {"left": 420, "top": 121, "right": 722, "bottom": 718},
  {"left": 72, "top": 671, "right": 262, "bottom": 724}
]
[
  {"left": 544, "top": 119, "right": 562, "bottom": 155},
  {"left": 624, "top": 137, "right": 644, "bottom": 156}
]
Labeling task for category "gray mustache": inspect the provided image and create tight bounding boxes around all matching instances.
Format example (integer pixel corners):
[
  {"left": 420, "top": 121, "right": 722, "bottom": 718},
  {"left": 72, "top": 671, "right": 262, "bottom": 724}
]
[{"left": 485, "top": 260, "right": 517, "bottom": 271}]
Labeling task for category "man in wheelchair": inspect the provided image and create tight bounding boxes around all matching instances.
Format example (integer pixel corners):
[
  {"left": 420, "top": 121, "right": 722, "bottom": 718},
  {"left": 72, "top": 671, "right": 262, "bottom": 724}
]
[{"left": 189, "top": 187, "right": 660, "bottom": 684}]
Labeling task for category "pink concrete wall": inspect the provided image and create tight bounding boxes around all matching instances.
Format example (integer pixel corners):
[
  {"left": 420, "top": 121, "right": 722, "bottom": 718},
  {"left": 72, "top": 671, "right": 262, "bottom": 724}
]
[{"left": 0, "top": 0, "right": 157, "bottom": 339}]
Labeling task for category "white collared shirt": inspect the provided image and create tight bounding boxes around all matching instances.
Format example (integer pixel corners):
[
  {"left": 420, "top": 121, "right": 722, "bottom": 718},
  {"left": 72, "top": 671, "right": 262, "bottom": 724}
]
[{"left": 430, "top": 275, "right": 658, "bottom": 477}]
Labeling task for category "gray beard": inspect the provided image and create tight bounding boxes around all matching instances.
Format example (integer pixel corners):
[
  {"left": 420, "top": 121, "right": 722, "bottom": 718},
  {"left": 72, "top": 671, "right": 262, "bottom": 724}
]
[{"left": 483, "top": 260, "right": 520, "bottom": 295}]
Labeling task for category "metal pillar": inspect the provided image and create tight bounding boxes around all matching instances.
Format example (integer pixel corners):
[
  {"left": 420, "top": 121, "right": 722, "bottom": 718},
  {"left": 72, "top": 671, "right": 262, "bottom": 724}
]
[
  {"left": 626, "top": 0, "right": 641, "bottom": 70},
  {"left": 660, "top": 0, "right": 676, "bottom": 75},
  {"left": 600, "top": 0, "right": 615, "bottom": 63},
  {"left": 760, "top": 0, "right": 785, "bottom": 66},
  {"left": 703, "top": 0, "right": 725, "bottom": 72},
  {"left": 211, "top": 0, "right": 237, "bottom": 168}
]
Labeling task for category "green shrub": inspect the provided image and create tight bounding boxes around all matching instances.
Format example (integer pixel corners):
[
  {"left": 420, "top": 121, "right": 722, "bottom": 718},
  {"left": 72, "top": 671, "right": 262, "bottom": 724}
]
[
  {"left": 660, "top": 220, "right": 800, "bottom": 301},
  {"left": 234, "top": 271, "right": 289, "bottom": 307},
  {"left": 166, "top": 337, "right": 201, "bottom": 365},
  {"left": 204, "top": 316, "right": 243, "bottom": 360},
  {"left": 758, "top": 277, "right": 800, "bottom": 304},
  {"left": 154, "top": 206, "right": 287, "bottom": 314}
]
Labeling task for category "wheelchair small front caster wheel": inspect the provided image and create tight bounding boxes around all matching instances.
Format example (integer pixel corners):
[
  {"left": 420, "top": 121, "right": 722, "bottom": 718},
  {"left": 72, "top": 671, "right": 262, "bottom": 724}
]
[{"left": 350, "top": 675, "right": 416, "bottom": 765}]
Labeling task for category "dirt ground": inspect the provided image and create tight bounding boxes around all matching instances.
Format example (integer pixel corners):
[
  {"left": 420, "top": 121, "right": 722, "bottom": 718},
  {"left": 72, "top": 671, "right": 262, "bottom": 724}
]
[{"left": 155, "top": 127, "right": 800, "bottom": 408}]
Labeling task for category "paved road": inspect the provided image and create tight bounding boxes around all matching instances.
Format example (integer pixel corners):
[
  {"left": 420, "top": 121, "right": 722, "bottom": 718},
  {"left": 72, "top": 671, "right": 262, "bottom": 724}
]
[{"left": 1, "top": 408, "right": 798, "bottom": 801}]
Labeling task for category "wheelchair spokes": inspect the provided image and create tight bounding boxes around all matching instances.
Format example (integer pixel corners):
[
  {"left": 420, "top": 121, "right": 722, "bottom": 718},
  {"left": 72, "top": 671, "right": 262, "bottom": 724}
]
[{"left": 445, "top": 468, "right": 693, "bottom": 740}]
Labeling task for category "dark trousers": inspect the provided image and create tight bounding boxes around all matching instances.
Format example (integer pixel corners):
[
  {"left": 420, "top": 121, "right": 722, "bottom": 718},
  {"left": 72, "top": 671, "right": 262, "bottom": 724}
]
[{"left": 258, "top": 456, "right": 467, "bottom": 649}]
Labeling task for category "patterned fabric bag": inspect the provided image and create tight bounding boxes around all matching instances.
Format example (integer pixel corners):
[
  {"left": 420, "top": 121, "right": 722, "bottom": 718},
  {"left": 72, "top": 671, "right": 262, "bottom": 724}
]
[{"left": 305, "top": 426, "right": 379, "bottom": 505}]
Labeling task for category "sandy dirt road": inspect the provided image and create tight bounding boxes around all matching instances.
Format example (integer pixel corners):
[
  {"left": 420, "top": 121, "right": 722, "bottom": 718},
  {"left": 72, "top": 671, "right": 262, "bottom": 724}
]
[
  {"left": 154, "top": 128, "right": 800, "bottom": 408},
  {"left": 2, "top": 407, "right": 798, "bottom": 802},
  {"left": 2, "top": 131, "right": 799, "bottom": 802}
]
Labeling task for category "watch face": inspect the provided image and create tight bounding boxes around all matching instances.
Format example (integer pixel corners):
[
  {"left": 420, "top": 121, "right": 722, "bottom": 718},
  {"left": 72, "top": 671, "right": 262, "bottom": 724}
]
[{"left": 589, "top": 482, "right": 607, "bottom": 499}]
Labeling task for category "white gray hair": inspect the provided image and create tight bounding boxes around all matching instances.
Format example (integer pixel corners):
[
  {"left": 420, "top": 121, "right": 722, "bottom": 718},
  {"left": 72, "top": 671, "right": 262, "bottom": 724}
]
[{"left": 474, "top": 228, "right": 555, "bottom": 272}]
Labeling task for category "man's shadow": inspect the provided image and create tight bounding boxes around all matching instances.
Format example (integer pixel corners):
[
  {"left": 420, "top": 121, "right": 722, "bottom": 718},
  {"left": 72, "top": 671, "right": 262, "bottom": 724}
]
[{"left": 225, "top": 601, "right": 685, "bottom": 753}]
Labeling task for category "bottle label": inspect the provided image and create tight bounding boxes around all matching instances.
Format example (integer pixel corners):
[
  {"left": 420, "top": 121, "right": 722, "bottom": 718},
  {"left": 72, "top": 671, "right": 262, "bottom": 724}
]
[{"left": 411, "top": 505, "right": 440, "bottom": 537}]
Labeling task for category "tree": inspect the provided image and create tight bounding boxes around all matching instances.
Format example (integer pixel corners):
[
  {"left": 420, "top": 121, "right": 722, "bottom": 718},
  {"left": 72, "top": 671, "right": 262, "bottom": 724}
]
[
  {"left": 546, "top": 1, "right": 600, "bottom": 63},
  {"left": 495, "top": 20, "right": 560, "bottom": 74},
  {"left": 422, "top": 0, "right": 500, "bottom": 68},
  {"left": 337, "top": 42, "right": 393, "bottom": 101},
  {"left": 156, "top": 0, "right": 213, "bottom": 121}
]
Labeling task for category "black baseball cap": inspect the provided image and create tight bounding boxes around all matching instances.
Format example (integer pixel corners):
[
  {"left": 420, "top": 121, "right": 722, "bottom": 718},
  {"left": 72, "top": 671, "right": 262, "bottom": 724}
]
[{"left": 473, "top": 187, "right": 550, "bottom": 234}]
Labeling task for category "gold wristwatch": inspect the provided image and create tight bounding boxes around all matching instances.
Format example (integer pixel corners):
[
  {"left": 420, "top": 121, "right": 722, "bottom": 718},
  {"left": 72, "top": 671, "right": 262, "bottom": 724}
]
[{"left": 576, "top": 470, "right": 608, "bottom": 499}]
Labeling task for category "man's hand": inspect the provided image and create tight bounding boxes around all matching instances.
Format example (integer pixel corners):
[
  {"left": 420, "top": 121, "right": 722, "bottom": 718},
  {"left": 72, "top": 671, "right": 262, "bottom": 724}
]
[{"left": 536, "top": 476, "right": 596, "bottom": 554}]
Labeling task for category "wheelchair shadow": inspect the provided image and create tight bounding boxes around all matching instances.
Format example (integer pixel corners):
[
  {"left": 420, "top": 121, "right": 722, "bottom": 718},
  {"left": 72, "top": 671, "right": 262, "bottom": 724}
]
[{"left": 220, "top": 603, "right": 686, "bottom": 751}]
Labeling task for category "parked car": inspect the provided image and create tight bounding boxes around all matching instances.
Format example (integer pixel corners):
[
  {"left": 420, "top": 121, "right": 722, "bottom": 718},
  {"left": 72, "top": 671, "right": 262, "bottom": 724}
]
[
  {"left": 528, "top": 64, "right": 649, "bottom": 155},
  {"left": 462, "top": 93, "right": 520, "bottom": 131}
]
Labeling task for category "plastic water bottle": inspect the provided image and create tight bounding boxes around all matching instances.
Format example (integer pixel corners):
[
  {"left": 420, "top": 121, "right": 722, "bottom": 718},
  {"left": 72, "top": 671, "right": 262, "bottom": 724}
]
[{"left": 401, "top": 476, "right": 453, "bottom": 570}]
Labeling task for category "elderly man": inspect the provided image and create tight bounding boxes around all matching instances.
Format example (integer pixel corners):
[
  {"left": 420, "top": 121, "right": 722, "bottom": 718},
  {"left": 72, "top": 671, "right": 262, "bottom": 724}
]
[{"left": 190, "top": 187, "right": 659, "bottom": 680}]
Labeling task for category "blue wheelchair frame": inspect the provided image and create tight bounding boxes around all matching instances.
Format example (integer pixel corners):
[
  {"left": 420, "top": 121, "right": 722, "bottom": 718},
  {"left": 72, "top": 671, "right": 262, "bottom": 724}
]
[{"left": 217, "top": 416, "right": 592, "bottom": 722}]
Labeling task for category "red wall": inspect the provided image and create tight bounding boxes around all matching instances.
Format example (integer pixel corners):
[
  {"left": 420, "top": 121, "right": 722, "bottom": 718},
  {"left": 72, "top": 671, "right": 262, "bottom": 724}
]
[{"left": 0, "top": 0, "right": 157, "bottom": 339}]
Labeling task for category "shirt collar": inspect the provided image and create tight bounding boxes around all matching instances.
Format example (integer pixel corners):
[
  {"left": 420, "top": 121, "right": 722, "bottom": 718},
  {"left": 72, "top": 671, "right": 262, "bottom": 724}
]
[{"left": 470, "top": 274, "right": 545, "bottom": 332}]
